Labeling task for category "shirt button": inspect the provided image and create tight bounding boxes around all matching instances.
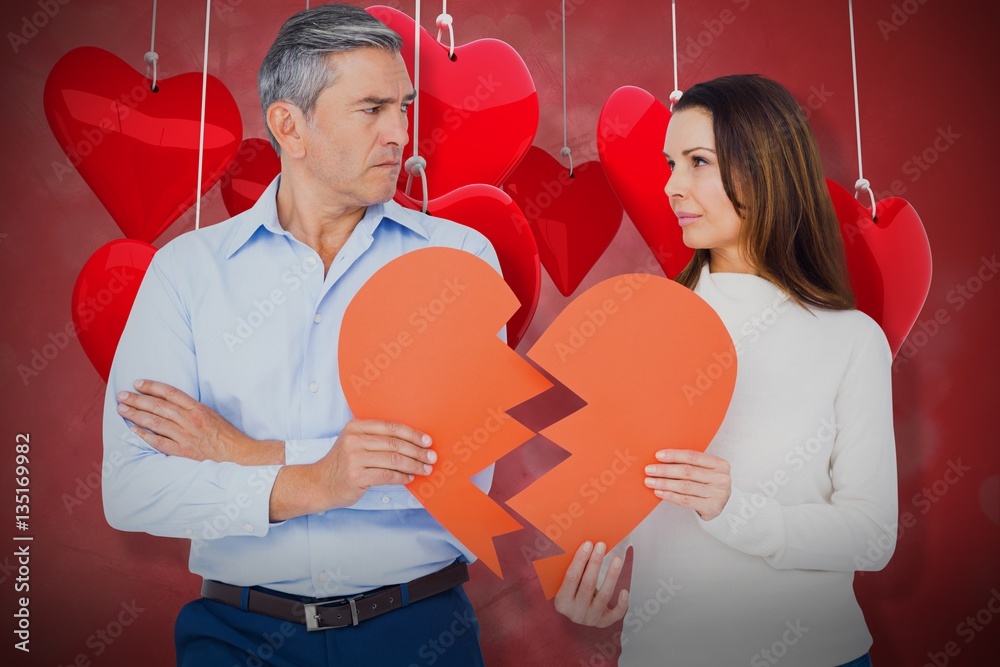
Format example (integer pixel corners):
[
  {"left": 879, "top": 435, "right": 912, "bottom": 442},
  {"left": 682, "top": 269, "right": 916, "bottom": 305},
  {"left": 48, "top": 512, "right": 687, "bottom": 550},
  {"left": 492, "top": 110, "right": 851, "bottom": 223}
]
[
  {"left": 243, "top": 523, "right": 253, "bottom": 533},
  {"left": 313, "top": 314, "right": 322, "bottom": 324},
  {"left": 184, "top": 528, "right": 192, "bottom": 537},
  {"left": 306, "top": 257, "right": 317, "bottom": 267},
  {"left": 319, "top": 572, "right": 330, "bottom": 582},
  {"left": 309, "top": 383, "right": 319, "bottom": 393},
  {"left": 381, "top": 496, "right": 390, "bottom": 504}
]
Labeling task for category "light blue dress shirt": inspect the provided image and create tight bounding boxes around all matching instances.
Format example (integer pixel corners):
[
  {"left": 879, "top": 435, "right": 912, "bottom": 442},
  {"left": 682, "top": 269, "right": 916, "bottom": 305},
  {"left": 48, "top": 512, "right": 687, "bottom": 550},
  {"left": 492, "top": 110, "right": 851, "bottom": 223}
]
[{"left": 102, "top": 176, "right": 501, "bottom": 597}]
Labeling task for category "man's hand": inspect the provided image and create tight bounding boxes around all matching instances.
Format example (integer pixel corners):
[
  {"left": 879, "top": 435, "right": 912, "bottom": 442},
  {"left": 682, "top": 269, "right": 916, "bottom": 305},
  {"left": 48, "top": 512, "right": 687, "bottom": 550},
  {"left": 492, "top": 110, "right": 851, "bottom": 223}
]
[
  {"left": 269, "top": 419, "right": 437, "bottom": 521},
  {"left": 117, "top": 379, "right": 283, "bottom": 466},
  {"left": 644, "top": 449, "right": 732, "bottom": 521},
  {"left": 553, "top": 541, "right": 629, "bottom": 628}
]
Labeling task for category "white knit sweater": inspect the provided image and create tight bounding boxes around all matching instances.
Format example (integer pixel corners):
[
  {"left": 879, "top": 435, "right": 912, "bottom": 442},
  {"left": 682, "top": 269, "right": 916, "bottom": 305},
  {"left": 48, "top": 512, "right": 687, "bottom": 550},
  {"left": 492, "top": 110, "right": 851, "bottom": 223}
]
[{"left": 613, "top": 264, "right": 898, "bottom": 667}]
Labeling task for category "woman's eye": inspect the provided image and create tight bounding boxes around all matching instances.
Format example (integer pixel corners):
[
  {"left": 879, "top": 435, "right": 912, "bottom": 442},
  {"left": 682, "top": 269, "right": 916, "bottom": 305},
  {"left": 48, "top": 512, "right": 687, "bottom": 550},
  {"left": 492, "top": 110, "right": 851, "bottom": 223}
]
[
  {"left": 666, "top": 160, "right": 675, "bottom": 172},
  {"left": 693, "top": 156, "right": 709, "bottom": 166}
]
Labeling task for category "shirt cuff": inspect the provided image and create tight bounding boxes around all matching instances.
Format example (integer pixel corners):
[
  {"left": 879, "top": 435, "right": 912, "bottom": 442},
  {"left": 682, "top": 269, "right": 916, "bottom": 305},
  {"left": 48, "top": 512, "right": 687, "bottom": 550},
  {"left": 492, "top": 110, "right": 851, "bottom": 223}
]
[
  {"left": 346, "top": 464, "right": 496, "bottom": 511},
  {"left": 185, "top": 463, "right": 283, "bottom": 538},
  {"left": 285, "top": 438, "right": 335, "bottom": 465}
]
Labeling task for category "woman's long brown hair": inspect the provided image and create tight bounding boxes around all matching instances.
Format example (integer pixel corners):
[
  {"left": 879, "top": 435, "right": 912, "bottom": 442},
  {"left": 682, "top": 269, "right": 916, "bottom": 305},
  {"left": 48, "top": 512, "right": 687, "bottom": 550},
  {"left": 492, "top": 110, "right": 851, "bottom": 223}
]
[{"left": 672, "top": 74, "right": 855, "bottom": 310}]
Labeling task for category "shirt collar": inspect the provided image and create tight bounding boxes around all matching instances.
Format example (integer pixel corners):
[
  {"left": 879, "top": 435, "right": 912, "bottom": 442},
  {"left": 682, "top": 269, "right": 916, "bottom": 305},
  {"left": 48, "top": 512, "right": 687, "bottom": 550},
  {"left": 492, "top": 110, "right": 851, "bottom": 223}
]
[
  {"left": 380, "top": 198, "right": 430, "bottom": 240},
  {"left": 225, "top": 175, "right": 429, "bottom": 259}
]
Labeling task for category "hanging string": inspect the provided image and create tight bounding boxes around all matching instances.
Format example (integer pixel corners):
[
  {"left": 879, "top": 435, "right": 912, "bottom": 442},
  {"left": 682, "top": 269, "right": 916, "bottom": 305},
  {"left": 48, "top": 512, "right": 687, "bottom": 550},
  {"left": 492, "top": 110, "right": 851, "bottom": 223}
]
[
  {"left": 144, "top": 0, "right": 159, "bottom": 91},
  {"left": 848, "top": 0, "right": 876, "bottom": 220},
  {"left": 669, "top": 0, "right": 682, "bottom": 110},
  {"left": 560, "top": 0, "right": 574, "bottom": 176},
  {"left": 194, "top": 0, "right": 212, "bottom": 230},
  {"left": 404, "top": 0, "right": 430, "bottom": 212},
  {"left": 436, "top": 0, "right": 455, "bottom": 60}
]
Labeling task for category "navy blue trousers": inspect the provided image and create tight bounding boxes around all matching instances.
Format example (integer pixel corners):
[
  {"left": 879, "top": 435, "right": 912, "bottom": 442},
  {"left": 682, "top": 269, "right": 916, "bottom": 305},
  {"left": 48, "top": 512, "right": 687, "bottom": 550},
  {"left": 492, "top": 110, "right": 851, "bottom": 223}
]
[{"left": 175, "top": 586, "right": 484, "bottom": 667}]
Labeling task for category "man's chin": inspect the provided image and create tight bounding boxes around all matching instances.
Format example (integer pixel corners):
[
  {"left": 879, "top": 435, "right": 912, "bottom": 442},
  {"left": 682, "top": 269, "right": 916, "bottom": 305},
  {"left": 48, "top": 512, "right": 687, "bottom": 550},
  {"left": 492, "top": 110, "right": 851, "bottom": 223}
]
[{"left": 358, "top": 183, "right": 399, "bottom": 207}]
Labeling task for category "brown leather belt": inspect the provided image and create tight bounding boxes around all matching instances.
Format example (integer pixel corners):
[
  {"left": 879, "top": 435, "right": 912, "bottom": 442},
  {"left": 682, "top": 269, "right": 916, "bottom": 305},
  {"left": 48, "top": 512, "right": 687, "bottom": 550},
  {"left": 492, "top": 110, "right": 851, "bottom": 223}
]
[{"left": 201, "top": 561, "right": 468, "bottom": 631}]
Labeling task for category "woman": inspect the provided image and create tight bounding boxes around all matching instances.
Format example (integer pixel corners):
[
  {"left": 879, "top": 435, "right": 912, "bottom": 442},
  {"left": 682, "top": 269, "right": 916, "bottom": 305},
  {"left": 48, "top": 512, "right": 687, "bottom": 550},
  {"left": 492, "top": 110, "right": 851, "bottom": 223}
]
[{"left": 555, "top": 74, "right": 897, "bottom": 667}]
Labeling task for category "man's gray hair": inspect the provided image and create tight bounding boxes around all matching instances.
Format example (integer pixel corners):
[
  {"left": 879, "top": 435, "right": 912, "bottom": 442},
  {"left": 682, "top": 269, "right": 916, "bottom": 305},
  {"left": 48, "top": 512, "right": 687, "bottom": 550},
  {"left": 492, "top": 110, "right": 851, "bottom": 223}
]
[{"left": 258, "top": 4, "right": 403, "bottom": 153}]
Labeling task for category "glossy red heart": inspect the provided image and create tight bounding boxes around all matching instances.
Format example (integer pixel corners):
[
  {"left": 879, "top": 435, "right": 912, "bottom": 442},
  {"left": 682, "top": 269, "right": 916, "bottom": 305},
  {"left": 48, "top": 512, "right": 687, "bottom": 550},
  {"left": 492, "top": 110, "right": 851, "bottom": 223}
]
[
  {"left": 366, "top": 6, "right": 539, "bottom": 200},
  {"left": 44, "top": 47, "right": 242, "bottom": 242},
  {"left": 504, "top": 146, "right": 623, "bottom": 296},
  {"left": 395, "top": 185, "right": 540, "bottom": 349},
  {"left": 72, "top": 240, "right": 157, "bottom": 381},
  {"left": 827, "top": 180, "right": 932, "bottom": 357},
  {"left": 598, "top": 86, "right": 693, "bottom": 278},
  {"left": 220, "top": 139, "right": 280, "bottom": 217}
]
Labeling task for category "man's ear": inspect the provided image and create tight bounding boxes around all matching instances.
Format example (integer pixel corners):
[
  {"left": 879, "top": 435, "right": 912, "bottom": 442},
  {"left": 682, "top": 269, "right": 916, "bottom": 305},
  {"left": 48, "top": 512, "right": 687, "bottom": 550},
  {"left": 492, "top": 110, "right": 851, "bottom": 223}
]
[{"left": 266, "top": 101, "right": 307, "bottom": 158}]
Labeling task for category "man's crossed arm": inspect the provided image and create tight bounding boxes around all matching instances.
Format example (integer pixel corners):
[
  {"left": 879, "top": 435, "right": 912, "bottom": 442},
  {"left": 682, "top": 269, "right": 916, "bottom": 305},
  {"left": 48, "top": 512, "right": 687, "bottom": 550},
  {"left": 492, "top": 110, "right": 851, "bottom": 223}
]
[{"left": 115, "top": 380, "right": 437, "bottom": 522}]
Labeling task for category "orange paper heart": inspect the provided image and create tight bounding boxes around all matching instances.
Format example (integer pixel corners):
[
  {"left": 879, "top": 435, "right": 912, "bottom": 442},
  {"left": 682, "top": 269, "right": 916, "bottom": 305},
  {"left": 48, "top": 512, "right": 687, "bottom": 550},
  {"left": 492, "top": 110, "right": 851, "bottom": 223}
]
[
  {"left": 338, "top": 248, "right": 551, "bottom": 576},
  {"left": 339, "top": 250, "right": 735, "bottom": 592},
  {"left": 507, "top": 273, "right": 736, "bottom": 598}
]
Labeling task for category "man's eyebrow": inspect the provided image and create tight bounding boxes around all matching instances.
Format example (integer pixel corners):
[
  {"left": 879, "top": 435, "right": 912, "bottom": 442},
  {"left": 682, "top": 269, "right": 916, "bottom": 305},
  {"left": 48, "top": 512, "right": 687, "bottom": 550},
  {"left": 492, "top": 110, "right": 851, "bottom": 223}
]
[{"left": 353, "top": 91, "right": 417, "bottom": 106}]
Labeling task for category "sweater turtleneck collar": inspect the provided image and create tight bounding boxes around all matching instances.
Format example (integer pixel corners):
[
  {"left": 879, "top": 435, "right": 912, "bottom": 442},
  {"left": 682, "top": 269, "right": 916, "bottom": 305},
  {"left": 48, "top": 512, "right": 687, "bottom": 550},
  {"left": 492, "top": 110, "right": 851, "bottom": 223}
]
[{"left": 692, "top": 263, "right": 793, "bottom": 345}]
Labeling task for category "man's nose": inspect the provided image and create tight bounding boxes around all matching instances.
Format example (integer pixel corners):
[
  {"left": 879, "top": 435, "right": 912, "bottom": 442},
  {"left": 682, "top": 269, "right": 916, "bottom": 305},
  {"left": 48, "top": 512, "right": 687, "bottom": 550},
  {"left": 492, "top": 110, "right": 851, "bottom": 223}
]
[{"left": 384, "top": 109, "right": 410, "bottom": 147}]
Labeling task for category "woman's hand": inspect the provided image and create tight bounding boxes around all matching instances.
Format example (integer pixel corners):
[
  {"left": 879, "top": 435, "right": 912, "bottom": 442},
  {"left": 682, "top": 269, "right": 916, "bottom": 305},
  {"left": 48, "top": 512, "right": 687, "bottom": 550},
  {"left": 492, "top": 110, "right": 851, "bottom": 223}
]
[
  {"left": 645, "top": 449, "right": 732, "bottom": 521},
  {"left": 553, "top": 541, "right": 629, "bottom": 628}
]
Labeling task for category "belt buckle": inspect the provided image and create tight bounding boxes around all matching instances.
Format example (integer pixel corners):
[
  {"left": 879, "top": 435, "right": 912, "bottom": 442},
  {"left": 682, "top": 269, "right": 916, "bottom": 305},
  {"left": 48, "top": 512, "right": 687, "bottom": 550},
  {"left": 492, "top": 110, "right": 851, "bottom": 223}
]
[{"left": 304, "top": 594, "right": 363, "bottom": 631}]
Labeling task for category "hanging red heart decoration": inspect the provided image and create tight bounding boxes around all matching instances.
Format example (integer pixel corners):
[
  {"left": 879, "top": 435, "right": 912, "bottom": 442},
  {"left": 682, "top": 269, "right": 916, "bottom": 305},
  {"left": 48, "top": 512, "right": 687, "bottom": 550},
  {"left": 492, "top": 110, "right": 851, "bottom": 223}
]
[
  {"left": 827, "top": 179, "right": 932, "bottom": 358},
  {"left": 366, "top": 6, "right": 539, "bottom": 200},
  {"left": 220, "top": 138, "right": 280, "bottom": 217},
  {"left": 44, "top": 46, "right": 242, "bottom": 242},
  {"left": 504, "top": 146, "right": 623, "bottom": 296},
  {"left": 598, "top": 86, "right": 693, "bottom": 278},
  {"left": 72, "top": 239, "right": 157, "bottom": 382},
  {"left": 394, "top": 185, "right": 540, "bottom": 349}
]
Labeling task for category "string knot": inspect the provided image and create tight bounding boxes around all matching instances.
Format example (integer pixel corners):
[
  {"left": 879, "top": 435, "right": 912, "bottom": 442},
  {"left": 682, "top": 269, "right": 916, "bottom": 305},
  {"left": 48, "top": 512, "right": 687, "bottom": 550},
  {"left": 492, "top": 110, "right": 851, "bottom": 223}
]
[
  {"left": 436, "top": 12, "right": 455, "bottom": 59},
  {"left": 404, "top": 155, "right": 427, "bottom": 176},
  {"left": 144, "top": 50, "right": 159, "bottom": 90},
  {"left": 560, "top": 146, "right": 575, "bottom": 176},
  {"left": 669, "top": 89, "right": 683, "bottom": 111},
  {"left": 404, "top": 156, "right": 430, "bottom": 214},
  {"left": 854, "top": 178, "right": 877, "bottom": 221}
]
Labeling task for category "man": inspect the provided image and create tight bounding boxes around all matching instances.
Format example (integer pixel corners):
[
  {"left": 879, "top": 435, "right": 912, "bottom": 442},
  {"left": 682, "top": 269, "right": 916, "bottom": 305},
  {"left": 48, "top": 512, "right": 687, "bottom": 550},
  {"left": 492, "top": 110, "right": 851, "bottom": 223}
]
[{"left": 102, "top": 5, "right": 497, "bottom": 665}]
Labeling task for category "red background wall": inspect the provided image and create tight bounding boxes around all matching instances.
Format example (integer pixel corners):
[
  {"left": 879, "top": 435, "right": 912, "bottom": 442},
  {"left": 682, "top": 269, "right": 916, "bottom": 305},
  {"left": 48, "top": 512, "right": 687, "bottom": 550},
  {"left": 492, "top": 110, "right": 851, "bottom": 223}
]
[{"left": 2, "top": 1, "right": 998, "bottom": 665}]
